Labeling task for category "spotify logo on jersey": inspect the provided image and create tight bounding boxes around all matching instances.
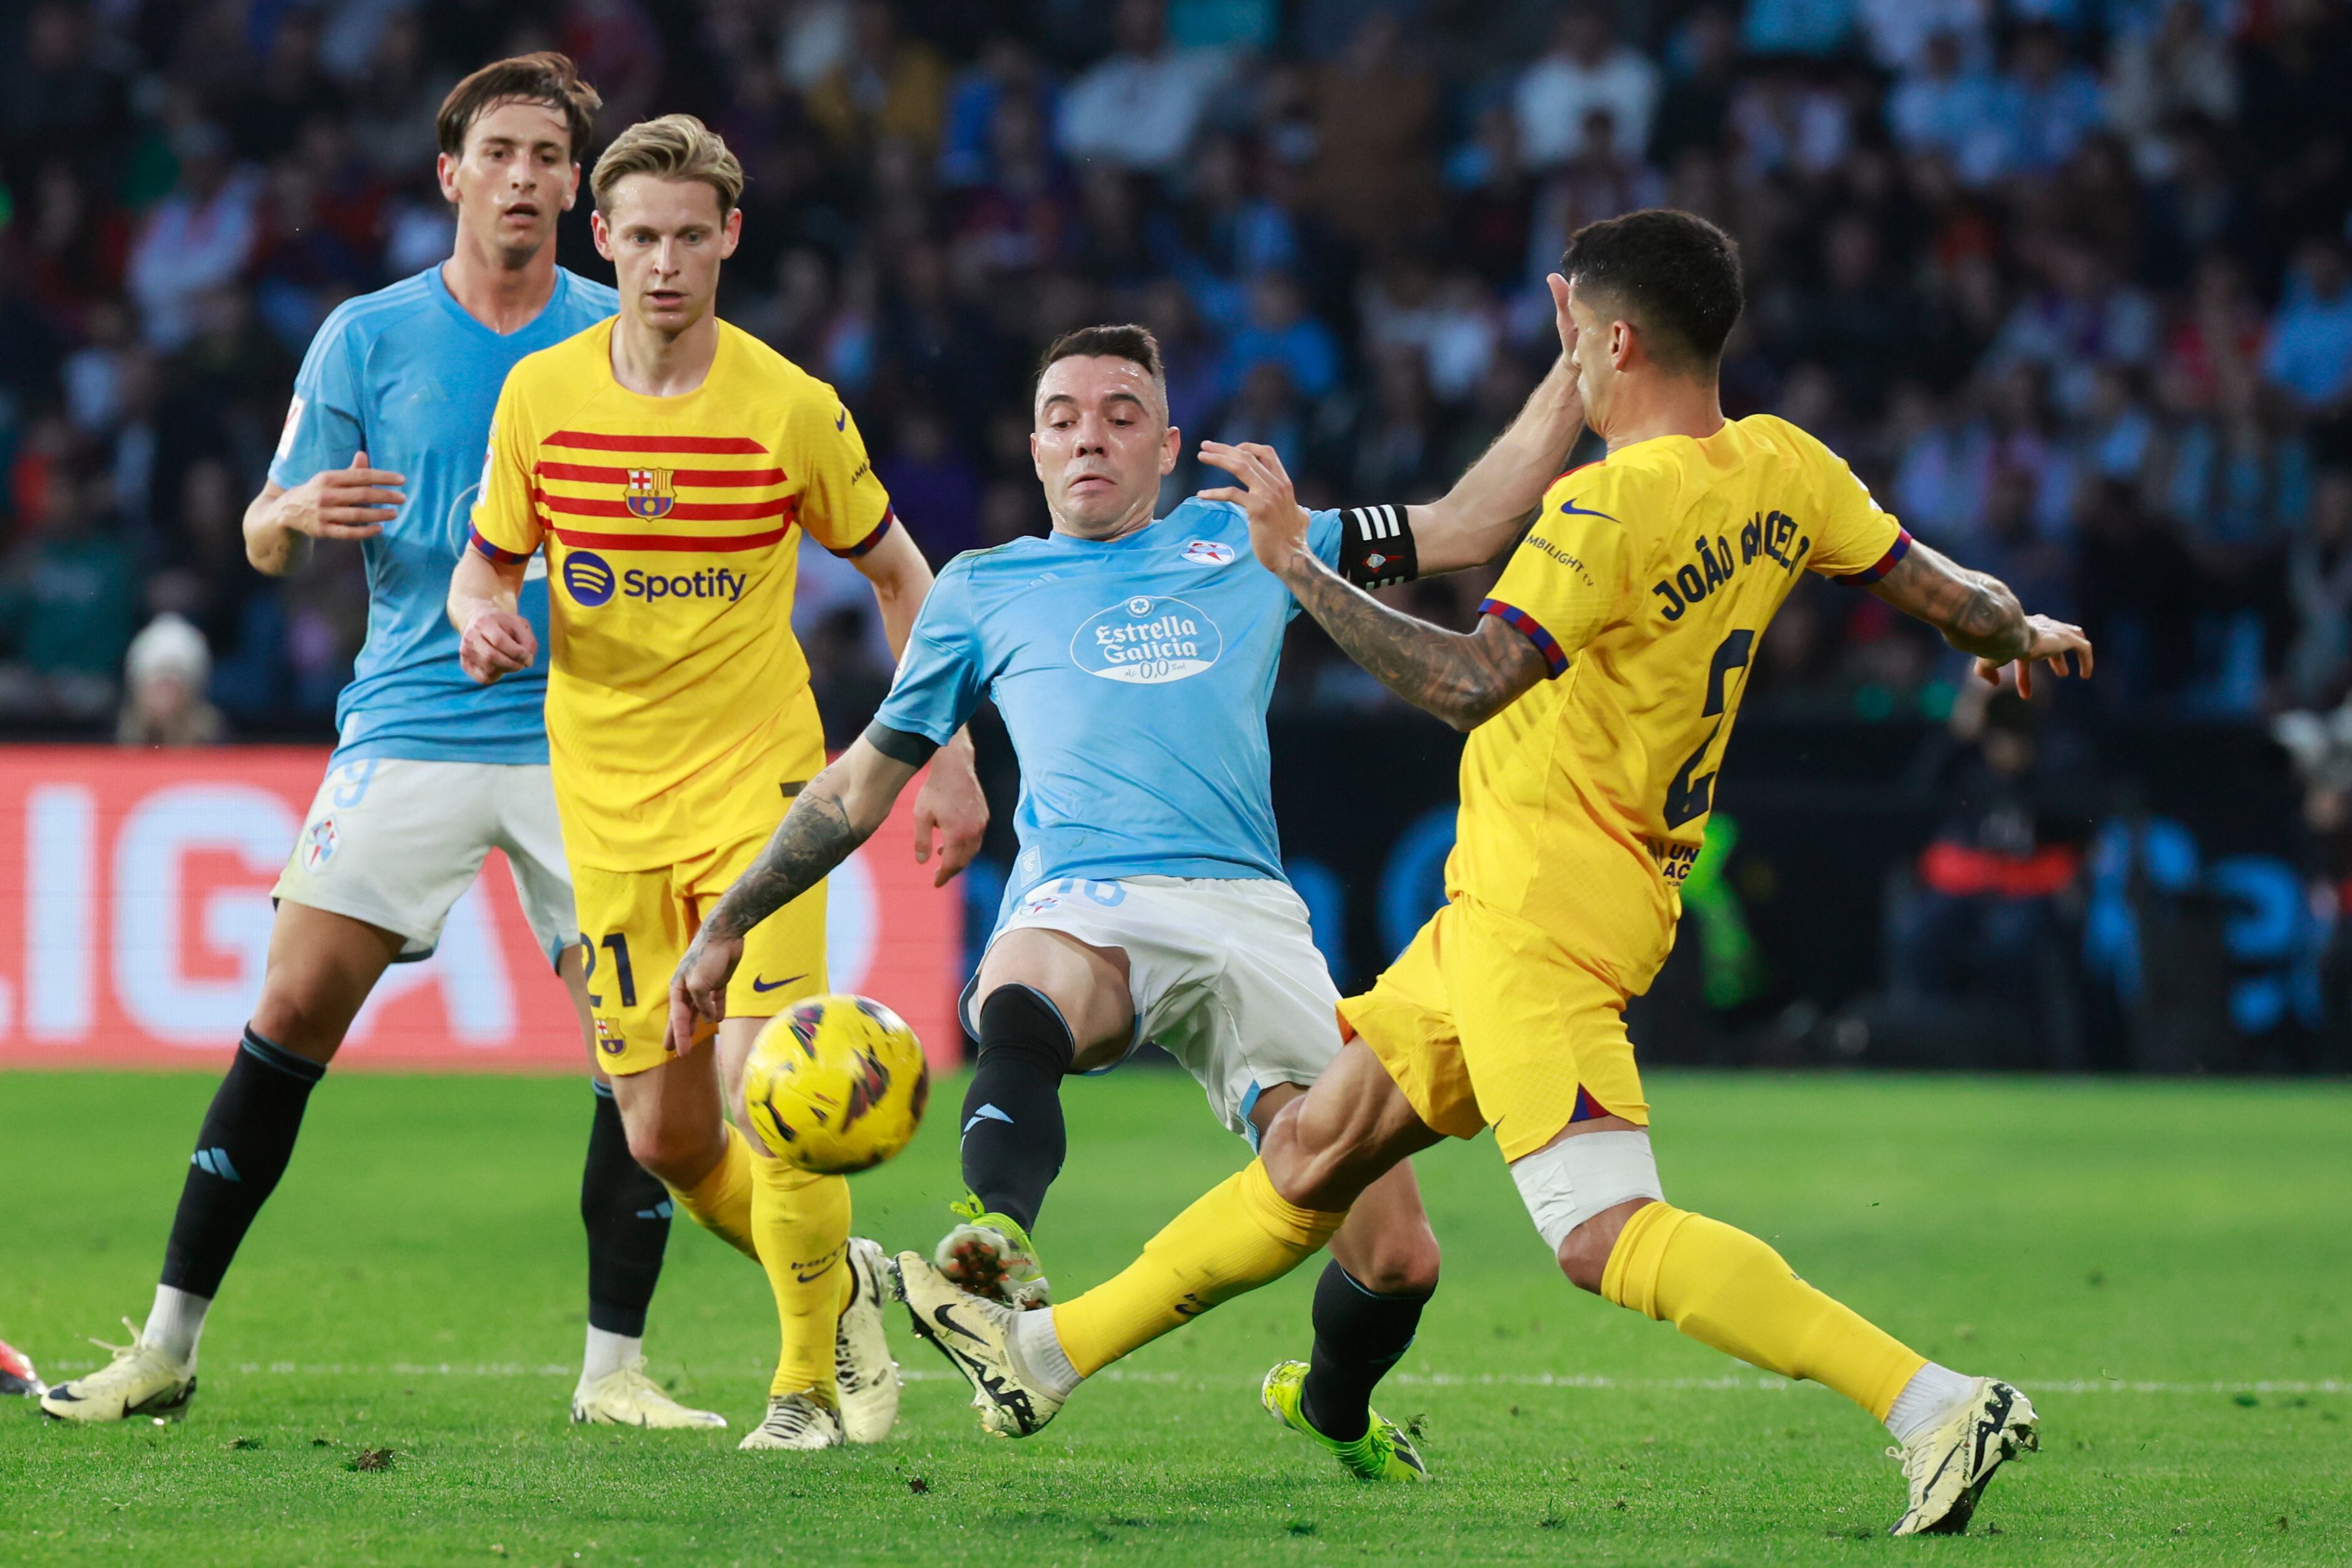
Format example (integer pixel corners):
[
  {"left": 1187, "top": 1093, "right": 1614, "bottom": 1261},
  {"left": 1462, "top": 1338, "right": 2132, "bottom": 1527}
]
[
  {"left": 1070, "top": 594, "right": 1223, "bottom": 684},
  {"left": 563, "top": 551, "right": 616, "bottom": 607}
]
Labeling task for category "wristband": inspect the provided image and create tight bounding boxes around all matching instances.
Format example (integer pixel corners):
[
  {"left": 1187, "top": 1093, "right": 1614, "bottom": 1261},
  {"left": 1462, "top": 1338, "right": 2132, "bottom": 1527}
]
[{"left": 1337, "top": 506, "right": 1419, "bottom": 589}]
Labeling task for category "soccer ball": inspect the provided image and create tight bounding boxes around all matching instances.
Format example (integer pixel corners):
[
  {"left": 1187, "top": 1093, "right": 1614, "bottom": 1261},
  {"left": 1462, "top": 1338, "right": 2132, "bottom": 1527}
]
[{"left": 742, "top": 994, "right": 929, "bottom": 1174}]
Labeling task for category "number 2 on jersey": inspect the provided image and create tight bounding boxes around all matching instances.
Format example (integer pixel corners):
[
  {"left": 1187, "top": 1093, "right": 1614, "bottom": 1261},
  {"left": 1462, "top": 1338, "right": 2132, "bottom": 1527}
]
[{"left": 1661, "top": 629, "right": 1755, "bottom": 830}]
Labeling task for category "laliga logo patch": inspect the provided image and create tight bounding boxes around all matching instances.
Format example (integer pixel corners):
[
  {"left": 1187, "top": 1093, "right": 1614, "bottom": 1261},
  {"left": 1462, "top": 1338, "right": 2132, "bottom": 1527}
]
[
  {"left": 1180, "top": 538, "right": 1234, "bottom": 567},
  {"left": 1070, "top": 594, "right": 1223, "bottom": 685},
  {"left": 625, "top": 467, "right": 675, "bottom": 519},
  {"left": 564, "top": 549, "right": 616, "bottom": 607},
  {"left": 300, "top": 817, "right": 338, "bottom": 872}
]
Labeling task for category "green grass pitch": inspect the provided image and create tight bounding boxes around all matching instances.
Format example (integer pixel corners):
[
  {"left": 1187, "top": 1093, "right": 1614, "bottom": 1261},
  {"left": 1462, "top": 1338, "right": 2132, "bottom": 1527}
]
[{"left": 1, "top": 1067, "right": 2346, "bottom": 1566}]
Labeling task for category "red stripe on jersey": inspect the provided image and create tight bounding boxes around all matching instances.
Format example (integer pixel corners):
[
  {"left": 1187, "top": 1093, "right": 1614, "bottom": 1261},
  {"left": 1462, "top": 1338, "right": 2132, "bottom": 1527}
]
[
  {"left": 542, "top": 431, "right": 769, "bottom": 454},
  {"left": 1838, "top": 527, "right": 1914, "bottom": 585},
  {"left": 552, "top": 522, "right": 794, "bottom": 553},
  {"left": 534, "top": 489, "right": 794, "bottom": 522},
  {"left": 536, "top": 462, "right": 787, "bottom": 487},
  {"left": 1551, "top": 456, "right": 1608, "bottom": 485}
]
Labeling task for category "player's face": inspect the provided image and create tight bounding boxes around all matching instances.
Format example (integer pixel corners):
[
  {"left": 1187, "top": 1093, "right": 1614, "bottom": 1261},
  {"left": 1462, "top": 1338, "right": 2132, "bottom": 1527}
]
[
  {"left": 1031, "top": 355, "right": 1179, "bottom": 537},
  {"left": 593, "top": 176, "right": 742, "bottom": 335},
  {"left": 437, "top": 99, "right": 578, "bottom": 263}
]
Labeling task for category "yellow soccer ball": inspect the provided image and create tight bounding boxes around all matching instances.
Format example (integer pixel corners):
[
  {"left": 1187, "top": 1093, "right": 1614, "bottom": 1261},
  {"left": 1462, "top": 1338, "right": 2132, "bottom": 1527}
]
[{"left": 742, "top": 994, "right": 929, "bottom": 1174}]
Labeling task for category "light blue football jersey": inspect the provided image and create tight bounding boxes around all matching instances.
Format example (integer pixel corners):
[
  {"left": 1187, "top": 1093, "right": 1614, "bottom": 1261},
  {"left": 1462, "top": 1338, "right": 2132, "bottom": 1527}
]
[
  {"left": 269, "top": 264, "right": 618, "bottom": 765},
  {"left": 874, "top": 497, "right": 1345, "bottom": 924}
]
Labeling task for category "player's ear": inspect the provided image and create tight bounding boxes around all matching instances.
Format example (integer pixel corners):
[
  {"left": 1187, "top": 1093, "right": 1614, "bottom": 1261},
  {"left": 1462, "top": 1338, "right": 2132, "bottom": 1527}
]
[
  {"left": 1611, "top": 319, "right": 1637, "bottom": 371},
  {"left": 561, "top": 162, "right": 580, "bottom": 213},
  {"left": 435, "top": 151, "right": 459, "bottom": 206},
  {"left": 1159, "top": 422, "right": 1180, "bottom": 476},
  {"left": 590, "top": 210, "right": 613, "bottom": 262},
  {"left": 720, "top": 206, "right": 742, "bottom": 259}
]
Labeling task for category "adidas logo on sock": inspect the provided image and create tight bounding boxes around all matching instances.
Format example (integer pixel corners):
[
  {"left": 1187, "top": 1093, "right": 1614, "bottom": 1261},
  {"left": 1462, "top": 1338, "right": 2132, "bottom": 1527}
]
[
  {"left": 635, "top": 1200, "right": 675, "bottom": 1220},
  {"left": 191, "top": 1148, "right": 243, "bottom": 1181},
  {"left": 963, "top": 1103, "right": 1014, "bottom": 1136}
]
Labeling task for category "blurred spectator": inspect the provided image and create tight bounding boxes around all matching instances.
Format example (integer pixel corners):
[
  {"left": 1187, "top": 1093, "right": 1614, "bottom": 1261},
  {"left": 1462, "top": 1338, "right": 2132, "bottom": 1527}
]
[
  {"left": 1513, "top": 5, "right": 1660, "bottom": 172},
  {"left": 1056, "top": 0, "right": 1229, "bottom": 174},
  {"left": 126, "top": 124, "right": 262, "bottom": 352},
  {"left": 0, "top": 0, "right": 2345, "bottom": 738},
  {"left": 118, "top": 613, "right": 225, "bottom": 747}
]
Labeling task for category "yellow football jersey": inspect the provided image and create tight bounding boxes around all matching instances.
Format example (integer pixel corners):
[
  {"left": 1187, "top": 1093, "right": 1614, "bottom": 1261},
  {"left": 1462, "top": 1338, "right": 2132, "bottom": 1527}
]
[
  {"left": 471, "top": 318, "right": 894, "bottom": 869},
  {"left": 1456, "top": 414, "right": 1906, "bottom": 994}
]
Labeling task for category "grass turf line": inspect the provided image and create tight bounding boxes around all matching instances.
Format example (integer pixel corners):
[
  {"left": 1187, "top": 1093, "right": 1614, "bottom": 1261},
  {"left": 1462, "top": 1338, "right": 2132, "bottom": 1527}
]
[{"left": 0, "top": 1067, "right": 2345, "bottom": 1566}]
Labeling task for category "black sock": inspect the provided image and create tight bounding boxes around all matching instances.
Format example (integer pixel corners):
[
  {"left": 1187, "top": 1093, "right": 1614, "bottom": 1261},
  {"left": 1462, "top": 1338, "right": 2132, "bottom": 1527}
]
[
  {"left": 1300, "top": 1260, "right": 1432, "bottom": 1442},
  {"left": 159, "top": 1027, "right": 325, "bottom": 1300},
  {"left": 958, "top": 984, "right": 1075, "bottom": 1233},
  {"left": 581, "top": 1081, "right": 670, "bottom": 1338}
]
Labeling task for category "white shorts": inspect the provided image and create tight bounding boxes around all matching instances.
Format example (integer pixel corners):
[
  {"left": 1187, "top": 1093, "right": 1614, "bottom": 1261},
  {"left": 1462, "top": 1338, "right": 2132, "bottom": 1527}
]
[
  {"left": 272, "top": 757, "right": 580, "bottom": 966},
  {"left": 963, "top": 876, "right": 1342, "bottom": 1143}
]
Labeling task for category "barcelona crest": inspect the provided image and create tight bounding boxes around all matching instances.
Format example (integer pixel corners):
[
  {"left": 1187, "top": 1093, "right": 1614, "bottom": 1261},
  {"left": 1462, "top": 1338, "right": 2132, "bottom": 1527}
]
[{"left": 624, "top": 467, "right": 675, "bottom": 519}]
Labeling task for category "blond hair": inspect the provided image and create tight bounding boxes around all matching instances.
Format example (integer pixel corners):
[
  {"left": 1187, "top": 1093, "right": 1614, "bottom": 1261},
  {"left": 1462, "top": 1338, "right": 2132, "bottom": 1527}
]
[{"left": 591, "top": 114, "right": 744, "bottom": 216}]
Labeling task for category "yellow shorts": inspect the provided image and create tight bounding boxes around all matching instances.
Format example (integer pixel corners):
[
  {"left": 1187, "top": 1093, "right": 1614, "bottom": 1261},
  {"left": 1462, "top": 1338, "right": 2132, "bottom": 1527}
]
[
  {"left": 572, "top": 828, "right": 828, "bottom": 1077},
  {"left": 1338, "top": 895, "right": 1649, "bottom": 1162}
]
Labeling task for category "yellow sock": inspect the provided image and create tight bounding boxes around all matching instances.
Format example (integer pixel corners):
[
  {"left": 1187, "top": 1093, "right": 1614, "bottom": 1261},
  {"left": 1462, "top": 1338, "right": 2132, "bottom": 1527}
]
[
  {"left": 1052, "top": 1161, "right": 1344, "bottom": 1378},
  {"left": 1600, "top": 1203, "right": 1925, "bottom": 1421},
  {"left": 669, "top": 1123, "right": 759, "bottom": 1260},
  {"left": 750, "top": 1153, "right": 852, "bottom": 1401}
]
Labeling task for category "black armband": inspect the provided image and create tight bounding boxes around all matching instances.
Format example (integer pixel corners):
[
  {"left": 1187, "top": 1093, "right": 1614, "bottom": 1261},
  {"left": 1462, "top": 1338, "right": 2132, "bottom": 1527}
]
[
  {"left": 1337, "top": 506, "right": 1419, "bottom": 589},
  {"left": 864, "top": 721, "right": 940, "bottom": 767}
]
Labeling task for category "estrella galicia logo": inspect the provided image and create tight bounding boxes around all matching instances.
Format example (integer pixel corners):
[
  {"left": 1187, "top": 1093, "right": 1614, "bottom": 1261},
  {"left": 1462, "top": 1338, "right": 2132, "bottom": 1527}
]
[
  {"left": 1070, "top": 594, "right": 1222, "bottom": 684},
  {"left": 1180, "top": 538, "right": 1234, "bottom": 567},
  {"left": 563, "top": 550, "right": 616, "bottom": 607}
]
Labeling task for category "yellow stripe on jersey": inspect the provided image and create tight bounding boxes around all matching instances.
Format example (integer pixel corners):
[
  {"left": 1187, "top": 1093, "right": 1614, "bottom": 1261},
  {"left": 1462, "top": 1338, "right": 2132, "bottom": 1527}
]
[
  {"left": 471, "top": 319, "right": 895, "bottom": 869},
  {"left": 1450, "top": 415, "right": 1906, "bottom": 995}
]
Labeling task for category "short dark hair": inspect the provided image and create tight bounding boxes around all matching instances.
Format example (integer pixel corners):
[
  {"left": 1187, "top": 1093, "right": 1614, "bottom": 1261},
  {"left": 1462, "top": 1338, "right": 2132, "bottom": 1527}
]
[
  {"left": 1562, "top": 208, "right": 1744, "bottom": 375},
  {"left": 1036, "top": 323, "right": 1167, "bottom": 407},
  {"left": 437, "top": 52, "right": 601, "bottom": 163}
]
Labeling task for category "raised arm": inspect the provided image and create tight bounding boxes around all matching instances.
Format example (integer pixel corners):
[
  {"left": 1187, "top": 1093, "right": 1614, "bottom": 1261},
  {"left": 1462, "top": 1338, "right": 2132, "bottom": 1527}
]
[
  {"left": 1867, "top": 538, "right": 2092, "bottom": 696},
  {"left": 846, "top": 518, "right": 988, "bottom": 883},
  {"left": 1408, "top": 343, "right": 1587, "bottom": 575},
  {"left": 1203, "top": 441, "right": 1549, "bottom": 732},
  {"left": 668, "top": 737, "right": 922, "bottom": 1038}
]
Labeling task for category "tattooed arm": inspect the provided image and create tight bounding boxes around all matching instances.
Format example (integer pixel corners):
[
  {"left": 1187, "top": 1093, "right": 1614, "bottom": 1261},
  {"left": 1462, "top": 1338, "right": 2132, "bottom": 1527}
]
[
  {"left": 1868, "top": 539, "right": 2093, "bottom": 697},
  {"left": 1201, "top": 440, "right": 1550, "bottom": 731},
  {"left": 668, "top": 738, "right": 920, "bottom": 1042}
]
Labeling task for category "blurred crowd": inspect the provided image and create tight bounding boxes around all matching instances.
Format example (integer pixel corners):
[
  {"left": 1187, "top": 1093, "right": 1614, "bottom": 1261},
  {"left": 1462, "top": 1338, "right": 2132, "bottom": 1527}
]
[{"left": 3, "top": 0, "right": 2350, "bottom": 740}]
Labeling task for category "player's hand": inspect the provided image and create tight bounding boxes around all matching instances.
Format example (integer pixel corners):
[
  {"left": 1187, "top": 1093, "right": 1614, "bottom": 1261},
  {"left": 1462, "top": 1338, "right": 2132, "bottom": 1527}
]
[
  {"left": 276, "top": 449, "right": 406, "bottom": 541},
  {"left": 458, "top": 606, "right": 537, "bottom": 685},
  {"left": 668, "top": 930, "right": 743, "bottom": 1051},
  {"left": 913, "top": 735, "right": 988, "bottom": 887},
  {"left": 1198, "top": 441, "right": 1311, "bottom": 578},
  {"left": 1547, "top": 272, "right": 1585, "bottom": 413},
  {"left": 1975, "top": 615, "right": 2093, "bottom": 699}
]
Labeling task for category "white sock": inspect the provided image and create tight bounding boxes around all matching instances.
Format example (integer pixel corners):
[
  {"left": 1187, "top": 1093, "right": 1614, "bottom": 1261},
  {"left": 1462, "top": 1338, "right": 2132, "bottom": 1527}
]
[
  {"left": 579, "top": 1326, "right": 642, "bottom": 1388},
  {"left": 1009, "top": 1308, "right": 1081, "bottom": 1401},
  {"left": 1884, "top": 1362, "right": 1979, "bottom": 1445},
  {"left": 143, "top": 1285, "right": 210, "bottom": 1367}
]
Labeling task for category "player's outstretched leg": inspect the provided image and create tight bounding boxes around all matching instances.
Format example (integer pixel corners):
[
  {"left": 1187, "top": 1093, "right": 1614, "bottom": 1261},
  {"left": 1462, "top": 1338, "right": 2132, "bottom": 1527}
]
[
  {"left": 43, "top": 905, "right": 393, "bottom": 1422},
  {"left": 1538, "top": 1129, "right": 2037, "bottom": 1535},
  {"left": 741, "top": 1154, "right": 853, "bottom": 1450},
  {"left": 572, "top": 1079, "right": 723, "bottom": 1429},
  {"left": 1262, "top": 1158, "right": 1439, "bottom": 1482},
  {"left": 899, "top": 1045, "right": 1429, "bottom": 1435},
  {"left": 936, "top": 984, "right": 1070, "bottom": 1307}
]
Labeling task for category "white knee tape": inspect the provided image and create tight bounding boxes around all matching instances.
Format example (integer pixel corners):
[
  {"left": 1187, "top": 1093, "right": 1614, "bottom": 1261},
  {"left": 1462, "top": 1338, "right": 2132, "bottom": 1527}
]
[{"left": 1510, "top": 1131, "right": 1665, "bottom": 1255}]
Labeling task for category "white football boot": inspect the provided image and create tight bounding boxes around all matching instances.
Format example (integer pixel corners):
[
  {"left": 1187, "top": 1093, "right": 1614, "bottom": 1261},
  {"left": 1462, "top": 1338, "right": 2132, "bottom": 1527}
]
[
  {"left": 39, "top": 1321, "right": 195, "bottom": 1422},
  {"left": 737, "top": 1392, "right": 843, "bottom": 1451},
  {"left": 1888, "top": 1377, "right": 2039, "bottom": 1536},
  {"left": 835, "top": 1237, "right": 901, "bottom": 1443},
  {"left": 571, "top": 1356, "right": 727, "bottom": 1429},
  {"left": 894, "top": 1251, "right": 1065, "bottom": 1437}
]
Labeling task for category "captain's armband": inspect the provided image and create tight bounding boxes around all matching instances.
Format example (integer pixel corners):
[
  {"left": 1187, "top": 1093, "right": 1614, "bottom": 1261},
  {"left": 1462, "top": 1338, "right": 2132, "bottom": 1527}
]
[{"left": 1337, "top": 506, "right": 1419, "bottom": 589}]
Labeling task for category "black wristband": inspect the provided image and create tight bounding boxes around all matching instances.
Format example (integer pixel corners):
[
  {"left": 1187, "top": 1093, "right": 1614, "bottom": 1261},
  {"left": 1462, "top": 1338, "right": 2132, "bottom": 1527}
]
[
  {"left": 1337, "top": 506, "right": 1419, "bottom": 589},
  {"left": 864, "top": 721, "right": 940, "bottom": 767}
]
